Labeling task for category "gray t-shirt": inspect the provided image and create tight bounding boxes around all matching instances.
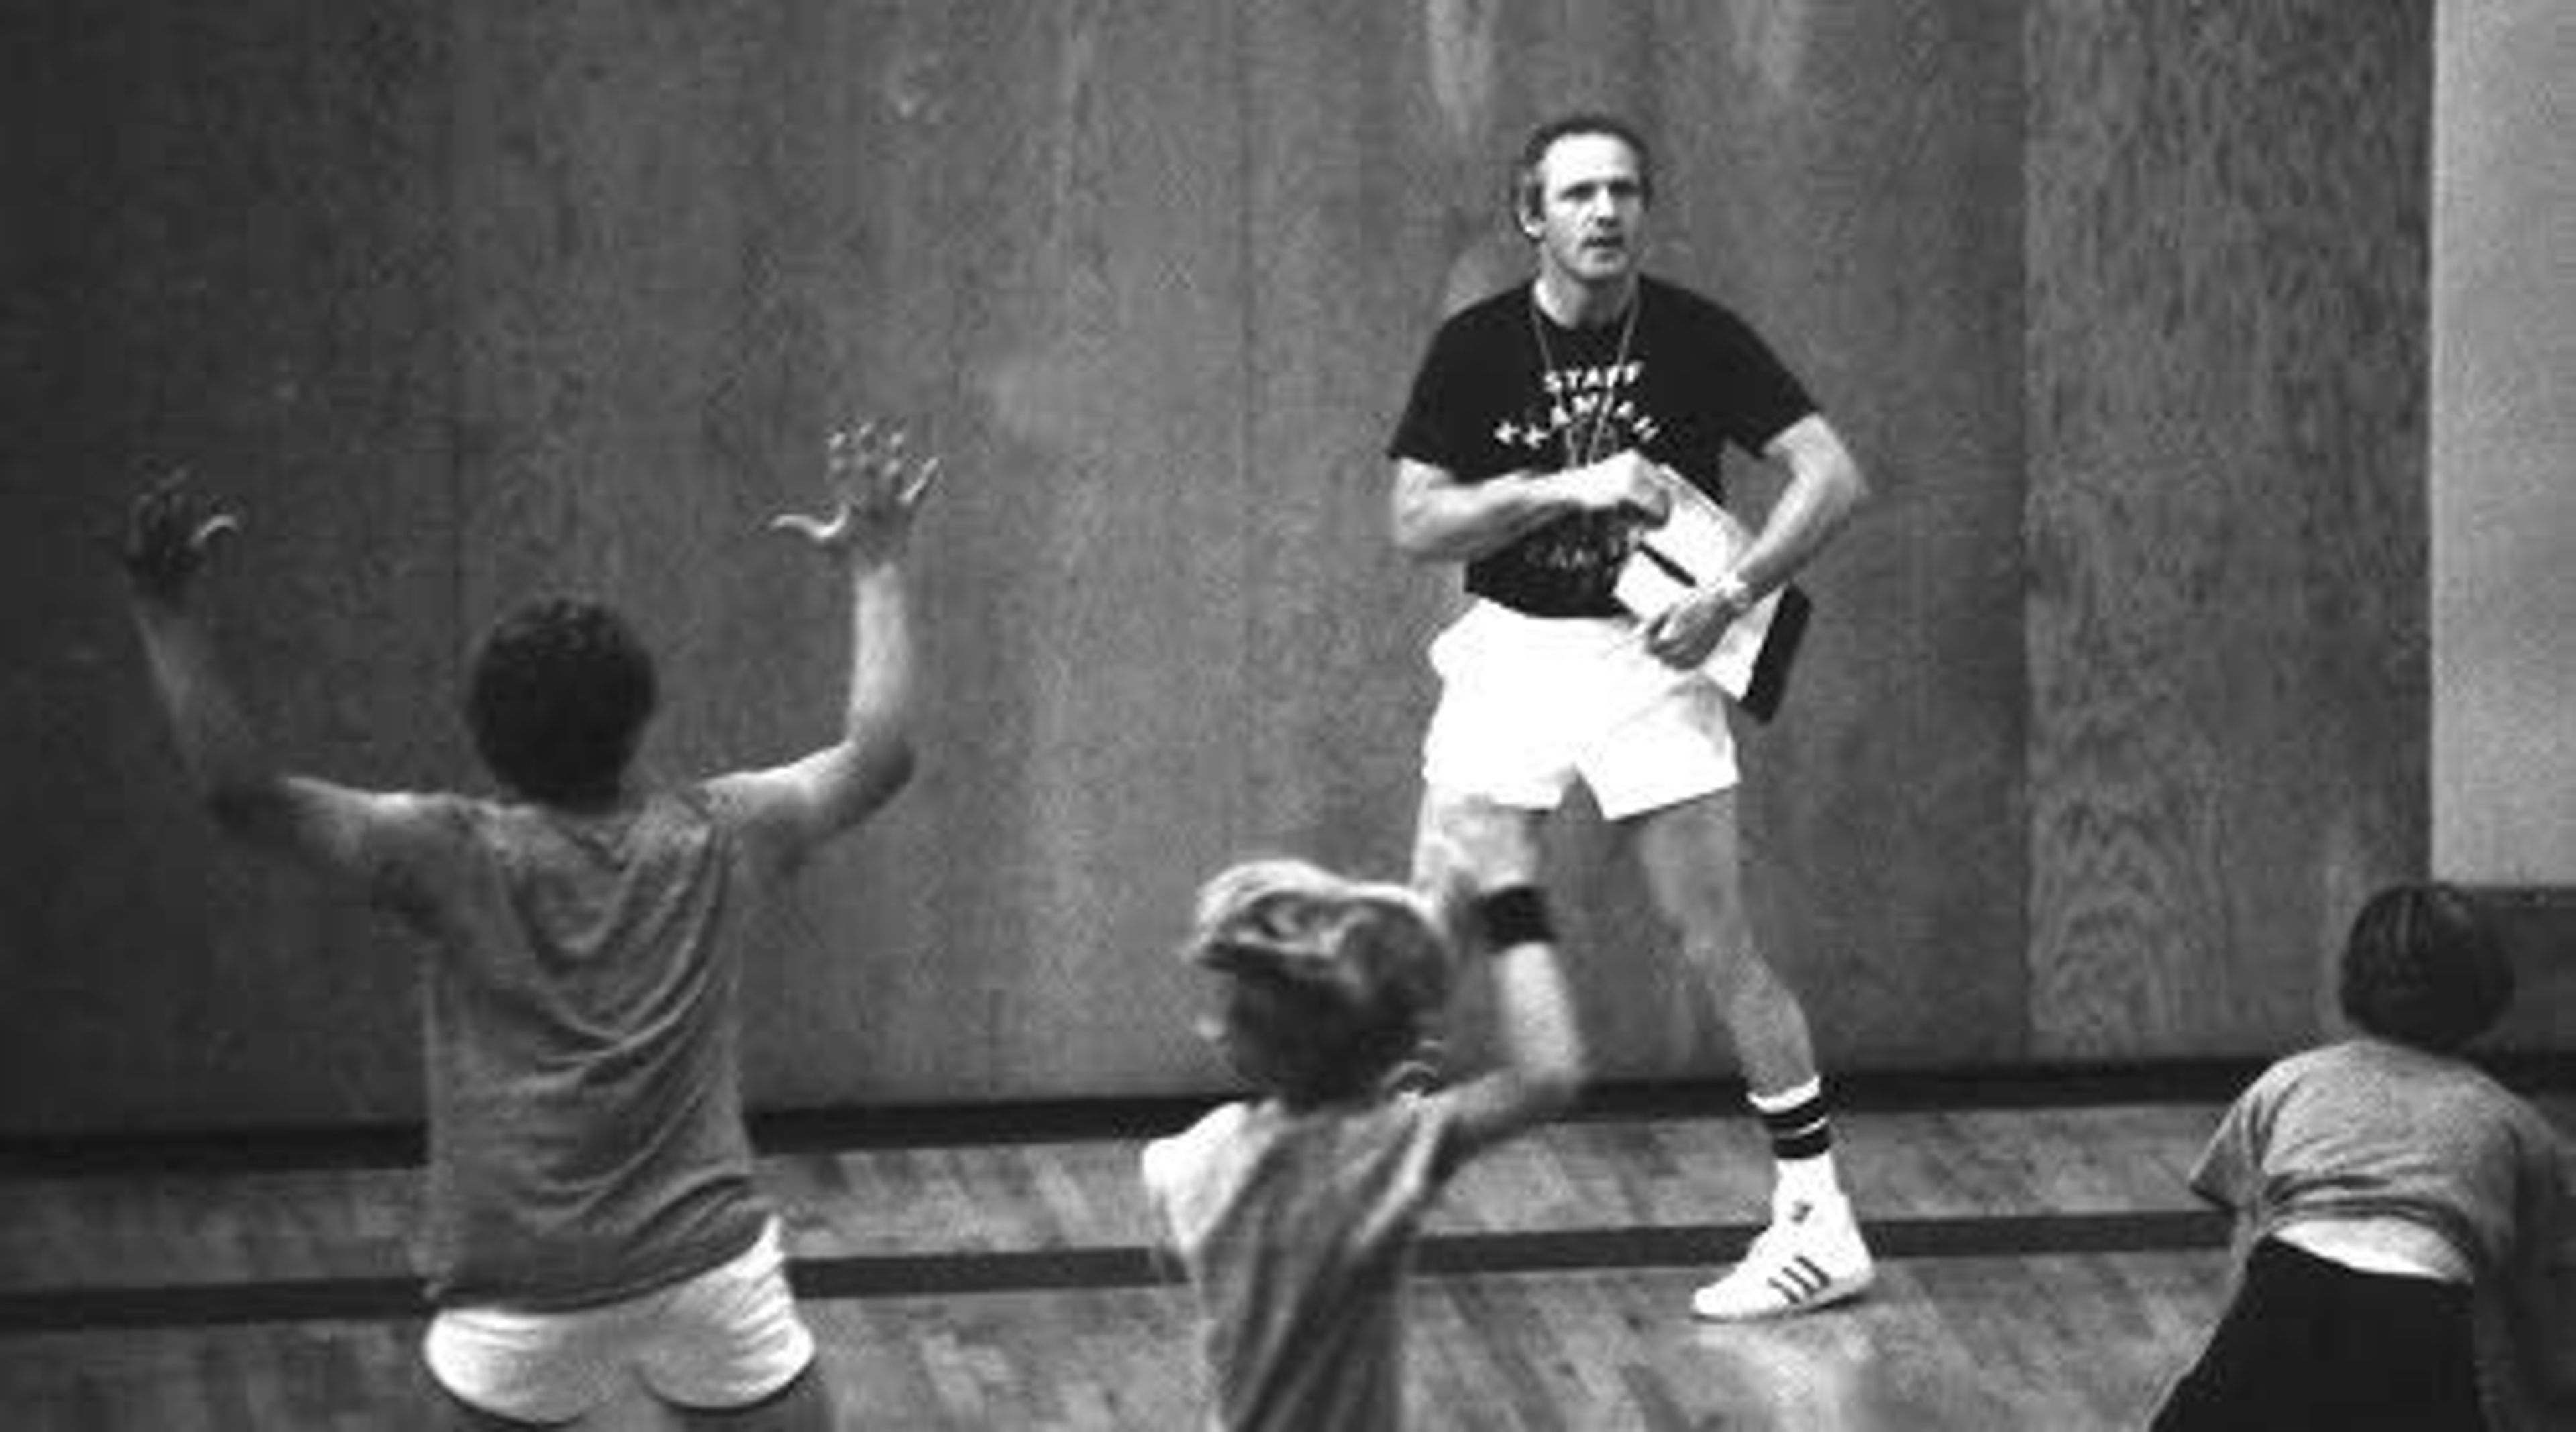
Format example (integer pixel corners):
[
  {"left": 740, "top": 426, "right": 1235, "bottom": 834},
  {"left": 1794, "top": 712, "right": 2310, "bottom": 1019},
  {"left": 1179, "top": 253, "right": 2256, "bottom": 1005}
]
[
  {"left": 2193, "top": 1038, "right": 2561, "bottom": 1278},
  {"left": 1142, "top": 1095, "right": 1462, "bottom": 1432},
  {"left": 358, "top": 784, "right": 779, "bottom": 1309},
  {"left": 2194, "top": 1038, "right": 2575, "bottom": 1420}
]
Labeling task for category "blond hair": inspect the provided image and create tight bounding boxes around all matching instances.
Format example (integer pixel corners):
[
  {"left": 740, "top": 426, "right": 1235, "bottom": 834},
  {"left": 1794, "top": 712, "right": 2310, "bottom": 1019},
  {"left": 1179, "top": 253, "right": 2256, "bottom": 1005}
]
[{"left": 1185, "top": 858, "right": 1455, "bottom": 1102}]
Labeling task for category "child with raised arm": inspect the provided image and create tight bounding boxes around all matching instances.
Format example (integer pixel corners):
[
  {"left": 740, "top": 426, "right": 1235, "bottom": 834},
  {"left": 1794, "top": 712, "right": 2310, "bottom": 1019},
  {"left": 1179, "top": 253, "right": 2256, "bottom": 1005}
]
[
  {"left": 2152, "top": 882, "right": 2575, "bottom": 1432},
  {"left": 1142, "top": 857, "right": 1586, "bottom": 1431},
  {"left": 123, "top": 422, "right": 936, "bottom": 1431}
]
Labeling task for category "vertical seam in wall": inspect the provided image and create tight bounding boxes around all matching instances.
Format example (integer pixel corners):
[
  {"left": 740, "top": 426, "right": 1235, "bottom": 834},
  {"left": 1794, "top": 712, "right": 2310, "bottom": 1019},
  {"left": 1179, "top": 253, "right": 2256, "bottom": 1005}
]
[
  {"left": 441, "top": 3, "right": 468, "bottom": 759},
  {"left": 2010, "top": 1, "right": 2035, "bottom": 1062},
  {"left": 1231, "top": 5, "right": 1258, "bottom": 838},
  {"left": 2017, "top": 0, "right": 2044, "bottom": 1058}
]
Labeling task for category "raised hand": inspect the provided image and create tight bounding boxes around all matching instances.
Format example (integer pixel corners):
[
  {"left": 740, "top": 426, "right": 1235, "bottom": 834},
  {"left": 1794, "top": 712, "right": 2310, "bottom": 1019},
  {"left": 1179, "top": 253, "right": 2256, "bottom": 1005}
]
[
  {"left": 769, "top": 419, "right": 940, "bottom": 567},
  {"left": 122, "top": 474, "right": 241, "bottom": 606}
]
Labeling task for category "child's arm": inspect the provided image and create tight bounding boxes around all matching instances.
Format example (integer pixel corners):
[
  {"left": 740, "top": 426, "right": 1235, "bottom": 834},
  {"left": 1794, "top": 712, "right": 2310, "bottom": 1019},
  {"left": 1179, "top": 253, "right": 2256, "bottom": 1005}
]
[
  {"left": 714, "top": 421, "right": 936, "bottom": 873},
  {"left": 124, "top": 480, "right": 395, "bottom": 875},
  {"left": 1436, "top": 887, "right": 1585, "bottom": 1167}
]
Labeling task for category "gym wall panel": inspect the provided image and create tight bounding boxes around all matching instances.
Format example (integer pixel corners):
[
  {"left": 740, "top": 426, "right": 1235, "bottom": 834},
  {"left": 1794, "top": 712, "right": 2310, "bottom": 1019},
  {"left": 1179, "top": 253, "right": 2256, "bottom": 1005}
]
[
  {"left": 2430, "top": 1, "right": 2576, "bottom": 1054},
  {"left": 1641, "top": 1, "right": 2032, "bottom": 1072},
  {"left": 897, "top": 0, "right": 1263, "bottom": 1096},
  {"left": 2431, "top": 0, "right": 2576, "bottom": 889},
  {"left": 2024, "top": 0, "right": 2432, "bottom": 1057},
  {"left": 3, "top": 3, "right": 2490, "bottom": 1136},
  {"left": 1, "top": 3, "right": 458, "bottom": 1131}
]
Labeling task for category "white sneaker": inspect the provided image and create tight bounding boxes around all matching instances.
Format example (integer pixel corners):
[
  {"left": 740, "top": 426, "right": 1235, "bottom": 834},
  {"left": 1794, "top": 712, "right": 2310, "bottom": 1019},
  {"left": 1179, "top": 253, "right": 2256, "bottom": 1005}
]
[{"left": 1690, "top": 1194, "right": 1875, "bottom": 1321}]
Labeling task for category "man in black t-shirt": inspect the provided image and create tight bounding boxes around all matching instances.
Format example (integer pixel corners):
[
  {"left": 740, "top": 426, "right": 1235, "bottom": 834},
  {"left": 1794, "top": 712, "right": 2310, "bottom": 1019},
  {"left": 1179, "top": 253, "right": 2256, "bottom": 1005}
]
[{"left": 1388, "top": 114, "right": 1874, "bottom": 1321}]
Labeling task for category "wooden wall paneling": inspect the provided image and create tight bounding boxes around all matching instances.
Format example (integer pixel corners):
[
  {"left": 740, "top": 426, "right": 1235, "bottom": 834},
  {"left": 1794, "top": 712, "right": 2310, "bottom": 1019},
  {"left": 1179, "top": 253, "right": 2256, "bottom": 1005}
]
[
  {"left": 719, "top": 0, "right": 1262, "bottom": 1101},
  {"left": 0, "top": 2, "right": 458, "bottom": 1133},
  {"left": 1644, "top": 0, "right": 2033, "bottom": 1071},
  {"left": 804, "top": 0, "right": 1097, "bottom": 1101},
  {"left": 700, "top": 0, "right": 1066, "bottom": 1104},
  {"left": 2025, "top": 1, "right": 2432, "bottom": 1058},
  {"left": 2430, "top": 0, "right": 2576, "bottom": 890},
  {"left": 949, "top": 0, "right": 1260, "bottom": 1097},
  {"left": 1233, "top": 0, "right": 1458, "bottom": 889}
]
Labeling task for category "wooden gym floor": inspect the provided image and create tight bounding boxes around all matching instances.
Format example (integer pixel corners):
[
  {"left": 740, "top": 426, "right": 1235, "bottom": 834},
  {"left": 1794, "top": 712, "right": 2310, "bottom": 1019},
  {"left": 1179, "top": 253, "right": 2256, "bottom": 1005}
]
[{"left": 3, "top": 1068, "right": 2568, "bottom": 1430}]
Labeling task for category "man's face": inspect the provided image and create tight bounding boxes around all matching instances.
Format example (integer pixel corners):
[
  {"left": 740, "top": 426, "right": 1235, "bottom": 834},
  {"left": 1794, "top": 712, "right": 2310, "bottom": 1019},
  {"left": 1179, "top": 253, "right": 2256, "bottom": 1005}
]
[{"left": 1525, "top": 131, "right": 1648, "bottom": 286}]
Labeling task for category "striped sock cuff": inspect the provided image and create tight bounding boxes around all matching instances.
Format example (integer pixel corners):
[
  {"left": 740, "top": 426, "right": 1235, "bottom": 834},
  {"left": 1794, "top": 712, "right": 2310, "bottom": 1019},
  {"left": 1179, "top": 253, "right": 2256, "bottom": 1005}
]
[{"left": 1752, "top": 1082, "right": 1833, "bottom": 1161}]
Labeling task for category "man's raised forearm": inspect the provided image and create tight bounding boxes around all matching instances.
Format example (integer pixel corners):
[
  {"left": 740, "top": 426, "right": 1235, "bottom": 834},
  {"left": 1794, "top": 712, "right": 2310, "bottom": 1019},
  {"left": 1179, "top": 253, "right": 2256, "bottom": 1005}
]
[{"left": 1391, "top": 463, "right": 1580, "bottom": 564}]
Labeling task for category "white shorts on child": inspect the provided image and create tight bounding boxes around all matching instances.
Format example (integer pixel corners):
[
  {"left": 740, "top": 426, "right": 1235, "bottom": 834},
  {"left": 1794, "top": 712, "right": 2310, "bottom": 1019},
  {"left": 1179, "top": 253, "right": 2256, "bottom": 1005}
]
[
  {"left": 424, "top": 1219, "right": 814, "bottom": 1424},
  {"left": 1420, "top": 600, "right": 1739, "bottom": 822}
]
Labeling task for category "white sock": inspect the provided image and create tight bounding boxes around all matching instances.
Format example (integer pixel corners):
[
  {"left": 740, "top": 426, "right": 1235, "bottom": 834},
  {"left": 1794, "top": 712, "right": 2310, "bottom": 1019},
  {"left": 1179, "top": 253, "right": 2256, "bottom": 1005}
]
[
  {"left": 1775, "top": 1151, "right": 1843, "bottom": 1211},
  {"left": 1748, "top": 1077, "right": 1843, "bottom": 1211}
]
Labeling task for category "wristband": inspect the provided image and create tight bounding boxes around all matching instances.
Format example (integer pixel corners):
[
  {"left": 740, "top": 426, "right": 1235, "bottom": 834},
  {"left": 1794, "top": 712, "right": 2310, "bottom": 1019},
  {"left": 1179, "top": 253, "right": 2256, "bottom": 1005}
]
[
  {"left": 1707, "top": 569, "right": 1755, "bottom": 619},
  {"left": 1474, "top": 885, "right": 1555, "bottom": 951}
]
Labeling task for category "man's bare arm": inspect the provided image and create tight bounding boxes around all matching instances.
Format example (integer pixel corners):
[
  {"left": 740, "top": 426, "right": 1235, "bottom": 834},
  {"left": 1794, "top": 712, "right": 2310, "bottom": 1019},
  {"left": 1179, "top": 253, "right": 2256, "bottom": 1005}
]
[
  {"left": 1640, "top": 413, "right": 1868, "bottom": 668},
  {"left": 1729, "top": 413, "right": 1868, "bottom": 598},
  {"left": 1390, "top": 451, "right": 1672, "bottom": 565}
]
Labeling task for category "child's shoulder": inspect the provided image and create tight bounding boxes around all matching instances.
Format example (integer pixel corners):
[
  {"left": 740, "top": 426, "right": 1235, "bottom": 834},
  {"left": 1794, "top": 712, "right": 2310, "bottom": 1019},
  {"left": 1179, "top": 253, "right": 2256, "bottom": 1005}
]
[
  {"left": 2265, "top": 1037, "right": 2430, "bottom": 1082},
  {"left": 1142, "top": 1096, "right": 1444, "bottom": 1184},
  {"left": 2261, "top": 1038, "right": 2541, "bottom": 1120},
  {"left": 1167, "top": 1099, "right": 1260, "bottom": 1148},
  {"left": 1141, "top": 1100, "right": 1259, "bottom": 1188}
]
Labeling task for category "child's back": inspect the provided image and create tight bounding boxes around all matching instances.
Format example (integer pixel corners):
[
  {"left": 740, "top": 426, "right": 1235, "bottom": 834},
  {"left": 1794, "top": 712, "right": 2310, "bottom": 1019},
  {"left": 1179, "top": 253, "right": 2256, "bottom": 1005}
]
[
  {"left": 1146, "top": 1096, "right": 1461, "bottom": 1432},
  {"left": 2153, "top": 884, "right": 2575, "bottom": 1431},
  {"left": 2195, "top": 1038, "right": 2561, "bottom": 1289},
  {"left": 383, "top": 785, "right": 779, "bottom": 1308}
]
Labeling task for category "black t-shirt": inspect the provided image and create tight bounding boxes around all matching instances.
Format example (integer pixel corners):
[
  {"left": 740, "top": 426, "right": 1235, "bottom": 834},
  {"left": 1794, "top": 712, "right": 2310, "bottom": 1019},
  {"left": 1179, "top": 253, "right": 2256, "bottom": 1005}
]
[{"left": 1387, "top": 275, "right": 1815, "bottom": 617}]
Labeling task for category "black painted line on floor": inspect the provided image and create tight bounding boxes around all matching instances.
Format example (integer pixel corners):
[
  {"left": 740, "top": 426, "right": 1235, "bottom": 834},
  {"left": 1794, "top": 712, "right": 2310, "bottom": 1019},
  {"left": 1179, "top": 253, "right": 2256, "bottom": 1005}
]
[
  {"left": 0, "top": 1209, "right": 2226, "bottom": 1337},
  {"left": 0, "top": 1276, "right": 427, "bottom": 1337},
  {"left": 13, "top": 1057, "right": 2573, "bottom": 1177}
]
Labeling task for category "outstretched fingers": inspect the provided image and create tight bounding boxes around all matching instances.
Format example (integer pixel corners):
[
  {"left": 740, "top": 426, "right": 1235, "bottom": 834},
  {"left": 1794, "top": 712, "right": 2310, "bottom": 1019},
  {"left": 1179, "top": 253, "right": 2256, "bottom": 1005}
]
[
  {"left": 772, "top": 416, "right": 942, "bottom": 553},
  {"left": 123, "top": 472, "right": 240, "bottom": 598},
  {"left": 894, "top": 454, "right": 940, "bottom": 511}
]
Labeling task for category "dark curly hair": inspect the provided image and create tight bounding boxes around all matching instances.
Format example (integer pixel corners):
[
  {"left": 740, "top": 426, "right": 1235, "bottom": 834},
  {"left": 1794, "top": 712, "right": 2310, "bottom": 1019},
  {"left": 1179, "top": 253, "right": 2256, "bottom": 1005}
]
[
  {"left": 2338, "top": 883, "right": 2514, "bottom": 1053},
  {"left": 464, "top": 598, "right": 657, "bottom": 806}
]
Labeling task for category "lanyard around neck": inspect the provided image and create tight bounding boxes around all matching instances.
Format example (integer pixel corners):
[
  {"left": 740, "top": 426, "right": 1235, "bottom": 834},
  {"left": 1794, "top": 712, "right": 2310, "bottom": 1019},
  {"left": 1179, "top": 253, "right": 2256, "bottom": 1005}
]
[{"left": 1527, "top": 285, "right": 1640, "bottom": 470}]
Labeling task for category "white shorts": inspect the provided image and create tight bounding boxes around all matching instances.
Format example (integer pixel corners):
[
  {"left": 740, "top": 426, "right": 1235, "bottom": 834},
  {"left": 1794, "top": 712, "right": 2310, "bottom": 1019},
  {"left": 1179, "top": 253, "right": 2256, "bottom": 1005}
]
[
  {"left": 424, "top": 1220, "right": 815, "bottom": 1424},
  {"left": 1421, "top": 601, "right": 1739, "bottom": 821}
]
